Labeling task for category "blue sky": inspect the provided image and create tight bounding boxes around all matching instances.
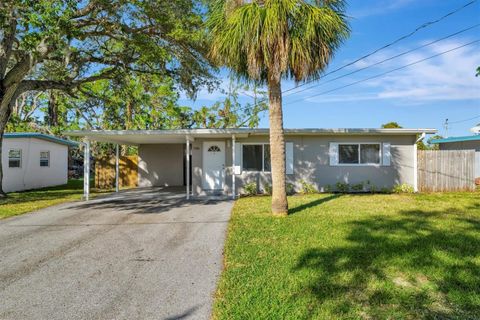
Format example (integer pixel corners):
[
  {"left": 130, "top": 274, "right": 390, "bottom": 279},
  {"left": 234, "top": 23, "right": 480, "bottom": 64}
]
[{"left": 180, "top": 0, "right": 480, "bottom": 137}]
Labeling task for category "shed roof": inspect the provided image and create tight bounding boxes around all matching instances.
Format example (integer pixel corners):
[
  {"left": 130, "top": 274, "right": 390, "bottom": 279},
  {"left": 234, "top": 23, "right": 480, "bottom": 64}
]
[
  {"left": 430, "top": 135, "right": 480, "bottom": 144},
  {"left": 4, "top": 132, "right": 79, "bottom": 147},
  {"left": 65, "top": 128, "right": 437, "bottom": 145}
]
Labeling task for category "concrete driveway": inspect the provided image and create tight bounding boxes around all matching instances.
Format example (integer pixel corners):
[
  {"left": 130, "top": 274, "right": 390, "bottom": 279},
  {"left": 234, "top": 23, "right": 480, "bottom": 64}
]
[{"left": 0, "top": 188, "right": 233, "bottom": 320}]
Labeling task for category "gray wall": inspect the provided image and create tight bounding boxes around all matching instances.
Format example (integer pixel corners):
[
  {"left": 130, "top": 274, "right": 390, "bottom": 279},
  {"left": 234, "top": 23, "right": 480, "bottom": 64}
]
[
  {"left": 190, "top": 134, "right": 415, "bottom": 195},
  {"left": 137, "top": 135, "right": 416, "bottom": 194},
  {"left": 138, "top": 144, "right": 184, "bottom": 187}
]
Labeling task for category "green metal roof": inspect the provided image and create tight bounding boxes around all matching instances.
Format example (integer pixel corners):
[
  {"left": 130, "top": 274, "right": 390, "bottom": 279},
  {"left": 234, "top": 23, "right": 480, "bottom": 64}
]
[
  {"left": 430, "top": 135, "right": 480, "bottom": 144},
  {"left": 4, "top": 132, "right": 79, "bottom": 147}
]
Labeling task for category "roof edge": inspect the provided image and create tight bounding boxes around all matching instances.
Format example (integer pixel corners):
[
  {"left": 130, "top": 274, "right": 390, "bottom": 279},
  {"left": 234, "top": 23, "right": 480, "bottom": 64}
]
[
  {"left": 65, "top": 128, "right": 438, "bottom": 136},
  {"left": 4, "top": 132, "right": 79, "bottom": 147},
  {"left": 430, "top": 135, "right": 480, "bottom": 144}
]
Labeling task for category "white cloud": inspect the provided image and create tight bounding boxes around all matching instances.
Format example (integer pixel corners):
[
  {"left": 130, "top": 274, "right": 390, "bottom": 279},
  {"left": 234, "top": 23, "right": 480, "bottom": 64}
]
[{"left": 298, "top": 38, "right": 480, "bottom": 104}]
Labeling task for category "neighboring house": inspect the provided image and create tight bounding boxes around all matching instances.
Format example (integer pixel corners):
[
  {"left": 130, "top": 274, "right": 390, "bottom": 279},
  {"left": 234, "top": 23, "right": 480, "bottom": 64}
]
[
  {"left": 430, "top": 135, "right": 480, "bottom": 178},
  {"left": 2, "top": 133, "right": 78, "bottom": 193},
  {"left": 68, "top": 128, "right": 436, "bottom": 197}
]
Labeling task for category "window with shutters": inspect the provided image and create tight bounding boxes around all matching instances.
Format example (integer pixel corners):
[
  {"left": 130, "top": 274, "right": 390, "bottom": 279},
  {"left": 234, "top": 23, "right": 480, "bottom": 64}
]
[
  {"left": 337, "top": 143, "right": 381, "bottom": 165},
  {"left": 242, "top": 144, "right": 271, "bottom": 172}
]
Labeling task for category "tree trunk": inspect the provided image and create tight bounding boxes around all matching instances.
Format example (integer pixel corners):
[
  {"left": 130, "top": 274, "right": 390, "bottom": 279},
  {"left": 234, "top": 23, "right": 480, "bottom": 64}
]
[
  {"left": 47, "top": 91, "right": 59, "bottom": 127},
  {"left": 267, "top": 77, "right": 288, "bottom": 215},
  {"left": 0, "top": 90, "right": 12, "bottom": 197}
]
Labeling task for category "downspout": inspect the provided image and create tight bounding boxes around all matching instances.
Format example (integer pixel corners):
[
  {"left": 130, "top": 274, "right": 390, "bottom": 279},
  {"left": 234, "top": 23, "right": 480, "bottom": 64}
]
[{"left": 413, "top": 132, "right": 426, "bottom": 193}]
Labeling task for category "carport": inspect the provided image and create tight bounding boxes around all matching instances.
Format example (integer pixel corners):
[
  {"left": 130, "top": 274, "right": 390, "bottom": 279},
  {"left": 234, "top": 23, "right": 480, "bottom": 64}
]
[{"left": 66, "top": 129, "right": 250, "bottom": 201}]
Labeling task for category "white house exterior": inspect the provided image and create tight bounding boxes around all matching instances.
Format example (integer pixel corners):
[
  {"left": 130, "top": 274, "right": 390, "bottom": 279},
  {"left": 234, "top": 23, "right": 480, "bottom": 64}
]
[
  {"left": 67, "top": 128, "right": 436, "bottom": 199},
  {"left": 2, "top": 133, "right": 78, "bottom": 193}
]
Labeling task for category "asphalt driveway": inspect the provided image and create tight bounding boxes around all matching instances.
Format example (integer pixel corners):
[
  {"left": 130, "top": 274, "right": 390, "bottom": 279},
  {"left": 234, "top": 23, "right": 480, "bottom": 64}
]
[{"left": 0, "top": 188, "right": 233, "bottom": 320}]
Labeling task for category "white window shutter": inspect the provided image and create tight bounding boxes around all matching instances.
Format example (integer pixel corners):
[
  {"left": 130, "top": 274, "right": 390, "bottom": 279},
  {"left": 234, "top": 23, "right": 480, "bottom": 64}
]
[
  {"left": 382, "top": 142, "right": 391, "bottom": 166},
  {"left": 286, "top": 142, "right": 294, "bottom": 174},
  {"left": 234, "top": 143, "right": 242, "bottom": 174},
  {"left": 329, "top": 143, "right": 339, "bottom": 166}
]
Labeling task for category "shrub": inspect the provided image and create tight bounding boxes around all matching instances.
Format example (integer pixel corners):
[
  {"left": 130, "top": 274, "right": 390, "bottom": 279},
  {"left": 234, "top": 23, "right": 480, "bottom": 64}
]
[
  {"left": 263, "top": 184, "right": 272, "bottom": 195},
  {"left": 336, "top": 182, "right": 349, "bottom": 193},
  {"left": 300, "top": 180, "right": 317, "bottom": 194},
  {"left": 351, "top": 183, "right": 364, "bottom": 192},
  {"left": 381, "top": 187, "right": 392, "bottom": 194},
  {"left": 286, "top": 183, "right": 296, "bottom": 195},
  {"left": 323, "top": 185, "right": 333, "bottom": 193},
  {"left": 392, "top": 183, "right": 414, "bottom": 194},
  {"left": 243, "top": 182, "right": 258, "bottom": 196}
]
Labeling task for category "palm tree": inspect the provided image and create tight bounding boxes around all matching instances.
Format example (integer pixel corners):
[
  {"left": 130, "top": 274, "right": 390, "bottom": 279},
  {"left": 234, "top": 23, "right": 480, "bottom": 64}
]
[{"left": 207, "top": 0, "right": 349, "bottom": 215}]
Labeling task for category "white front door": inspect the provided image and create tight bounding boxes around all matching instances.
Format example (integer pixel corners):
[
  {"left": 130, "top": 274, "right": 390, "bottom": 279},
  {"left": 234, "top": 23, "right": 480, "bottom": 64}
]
[{"left": 203, "top": 141, "right": 225, "bottom": 190}]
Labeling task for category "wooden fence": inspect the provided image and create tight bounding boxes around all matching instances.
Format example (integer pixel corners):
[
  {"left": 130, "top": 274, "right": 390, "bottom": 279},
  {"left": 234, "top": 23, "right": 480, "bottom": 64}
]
[
  {"left": 417, "top": 150, "right": 476, "bottom": 192},
  {"left": 95, "top": 156, "right": 138, "bottom": 189}
]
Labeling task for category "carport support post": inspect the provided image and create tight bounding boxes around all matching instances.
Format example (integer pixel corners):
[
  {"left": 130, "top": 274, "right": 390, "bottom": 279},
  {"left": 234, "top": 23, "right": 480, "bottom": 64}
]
[
  {"left": 83, "top": 139, "right": 90, "bottom": 201},
  {"left": 115, "top": 144, "right": 119, "bottom": 193},
  {"left": 232, "top": 135, "right": 236, "bottom": 200},
  {"left": 186, "top": 137, "right": 190, "bottom": 200}
]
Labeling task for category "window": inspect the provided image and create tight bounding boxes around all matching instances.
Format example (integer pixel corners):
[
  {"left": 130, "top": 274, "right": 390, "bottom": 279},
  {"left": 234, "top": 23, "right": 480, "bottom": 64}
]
[
  {"left": 207, "top": 145, "right": 221, "bottom": 152},
  {"left": 40, "top": 151, "right": 50, "bottom": 167},
  {"left": 338, "top": 143, "right": 381, "bottom": 165},
  {"left": 360, "top": 144, "right": 380, "bottom": 164},
  {"left": 8, "top": 149, "right": 22, "bottom": 168},
  {"left": 242, "top": 144, "right": 271, "bottom": 171},
  {"left": 339, "top": 144, "right": 358, "bottom": 164}
]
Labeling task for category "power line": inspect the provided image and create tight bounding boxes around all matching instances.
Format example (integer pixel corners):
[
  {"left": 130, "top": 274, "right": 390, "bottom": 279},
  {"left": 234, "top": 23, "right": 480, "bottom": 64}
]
[
  {"left": 281, "top": 0, "right": 478, "bottom": 96},
  {"left": 237, "top": 0, "right": 477, "bottom": 113},
  {"left": 448, "top": 115, "right": 480, "bottom": 125},
  {"left": 284, "top": 39, "right": 480, "bottom": 106},
  {"left": 283, "top": 24, "right": 480, "bottom": 97}
]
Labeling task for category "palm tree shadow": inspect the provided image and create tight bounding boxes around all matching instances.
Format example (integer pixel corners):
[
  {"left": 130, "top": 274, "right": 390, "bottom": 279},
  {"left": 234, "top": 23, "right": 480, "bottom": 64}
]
[
  {"left": 289, "top": 194, "right": 342, "bottom": 215},
  {"left": 292, "top": 207, "right": 480, "bottom": 319}
]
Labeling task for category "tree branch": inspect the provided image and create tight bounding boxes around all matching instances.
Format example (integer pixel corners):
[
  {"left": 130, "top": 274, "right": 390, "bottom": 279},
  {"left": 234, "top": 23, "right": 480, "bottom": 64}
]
[
  {"left": 16, "top": 68, "right": 117, "bottom": 94},
  {"left": 0, "top": 17, "right": 17, "bottom": 79}
]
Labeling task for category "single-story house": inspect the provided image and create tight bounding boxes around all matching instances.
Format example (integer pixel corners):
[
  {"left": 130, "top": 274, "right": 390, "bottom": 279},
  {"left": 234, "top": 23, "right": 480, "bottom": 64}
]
[
  {"left": 67, "top": 128, "right": 436, "bottom": 199},
  {"left": 2, "top": 133, "right": 78, "bottom": 193},
  {"left": 430, "top": 135, "right": 480, "bottom": 178}
]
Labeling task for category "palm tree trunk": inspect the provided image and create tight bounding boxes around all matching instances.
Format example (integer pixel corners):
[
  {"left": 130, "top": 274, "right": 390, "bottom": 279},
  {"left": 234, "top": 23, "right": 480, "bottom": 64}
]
[{"left": 267, "top": 77, "right": 288, "bottom": 215}]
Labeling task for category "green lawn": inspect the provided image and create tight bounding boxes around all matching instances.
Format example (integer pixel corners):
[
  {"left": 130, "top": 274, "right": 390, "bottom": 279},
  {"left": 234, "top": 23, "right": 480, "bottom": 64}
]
[
  {"left": 214, "top": 193, "right": 480, "bottom": 320},
  {"left": 0, "top": 179, "right": 109, "bottom": 220}
]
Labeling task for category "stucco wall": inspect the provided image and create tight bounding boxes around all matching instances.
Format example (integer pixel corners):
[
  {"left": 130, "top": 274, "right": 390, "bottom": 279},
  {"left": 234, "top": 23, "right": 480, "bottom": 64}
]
[
  {"left": 189, "top": 134, "right": 416, "bottom": 196},
  {"left": 137, "top": 135, "right": 416, "bottom": 195},
  {"left": 138, "top": 144, "right": 184, "bottom": 187},
  {"left": 234, "top": 135, "right": 414, "bottom": 194},
  {"left": 2, "top": 138, "right": 68, "bottom": 193}
]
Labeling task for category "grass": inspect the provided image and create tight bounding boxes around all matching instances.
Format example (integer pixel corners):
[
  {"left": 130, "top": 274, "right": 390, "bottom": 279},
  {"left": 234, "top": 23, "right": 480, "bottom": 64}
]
[
  {"left": 213, "top": 193, "right": 480, "bottom": 319},
  {"left": 0, "top": 179, "right": 110, "bottom": 220}
]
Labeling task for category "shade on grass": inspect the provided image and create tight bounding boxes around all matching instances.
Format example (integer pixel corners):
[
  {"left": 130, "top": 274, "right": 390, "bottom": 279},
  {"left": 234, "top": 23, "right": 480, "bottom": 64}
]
[
  {"left": 213, "top": 193, "right": 480, "bottom": 319},
  {"left": 0, "top": 179, "right": 109, "bottom": 219}
]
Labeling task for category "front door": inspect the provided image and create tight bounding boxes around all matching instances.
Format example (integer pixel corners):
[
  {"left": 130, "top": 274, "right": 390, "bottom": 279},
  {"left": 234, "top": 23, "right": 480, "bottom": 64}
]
[{"left": 203, "top": 141, "right": 225, "bottom": 190}]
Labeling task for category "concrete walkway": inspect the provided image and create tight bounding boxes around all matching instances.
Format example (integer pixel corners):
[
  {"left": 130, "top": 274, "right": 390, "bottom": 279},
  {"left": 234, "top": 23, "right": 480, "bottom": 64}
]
[{"left": 0, "top": 188, "right": 233, "bottom": 320}]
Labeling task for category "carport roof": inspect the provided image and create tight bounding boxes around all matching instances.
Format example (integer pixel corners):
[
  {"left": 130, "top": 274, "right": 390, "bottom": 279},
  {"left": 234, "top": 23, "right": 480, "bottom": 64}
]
[{"left": 64, "top": 128, "right": 437, "bottom": 145}]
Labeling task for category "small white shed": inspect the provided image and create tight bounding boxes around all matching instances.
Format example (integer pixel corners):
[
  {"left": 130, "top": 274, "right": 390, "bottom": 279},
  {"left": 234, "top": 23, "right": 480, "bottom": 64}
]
[{"left": 2, "top": 133, "right": 78, "bottom": 193}]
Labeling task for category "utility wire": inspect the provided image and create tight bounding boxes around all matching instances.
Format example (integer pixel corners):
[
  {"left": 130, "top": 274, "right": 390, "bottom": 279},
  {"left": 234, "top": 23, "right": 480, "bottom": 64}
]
[
  {"left": 285, "top": 39, "right": 480, "bottom": 106},
  {"left": 448, "top": 115, "right": 480, "bottom": 125},
  {"left": 236, "top": 0, "right": 477, "bottom": 113},
  {"left": 283, "top": 24, "right": 480, "bottom": 97},
  {"left": 281, "top": 0, "right": 478, "bottom": 96}
]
